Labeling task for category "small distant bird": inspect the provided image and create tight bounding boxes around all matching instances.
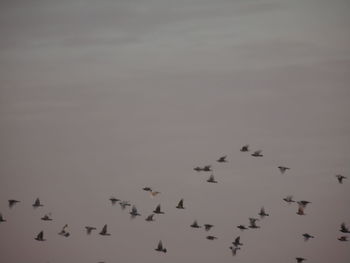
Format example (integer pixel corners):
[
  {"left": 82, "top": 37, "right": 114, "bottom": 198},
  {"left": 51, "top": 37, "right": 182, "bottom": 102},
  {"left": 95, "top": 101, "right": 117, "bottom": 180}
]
[
  {"left": 130, "top": 205, "right": 141, "bottom": 218},
  {"left": 296, "top": 257, "right": 306, "bottom": 263},
  {"left": 217, "top": 156, "right": 227, "bottom": 163},
  {"left": 302, "top": 233, "right": 314, "bottom": 241},
  {"left": 204, "top": 224, "right": 214, "bottom": 231},
  {"left": 336, "top": 174, "right": 347, "bottom": 184},
  {"left": 203, "top": 165, "right": 212, "bottom": 172},
  {"left": 278, "top": 166, "right": 290, "bottom": 174},
  {"left": 338, "top": 236, "right": 348, "bottom": 241},
  {"left": 194, "top": 167, "right": 203, "bottom": 172},
  {"left": 145, "top": 214, "right": 155, "bottom": 222},
  {"left": 259, "top": 207, "right": 269, "bottom": 218},
  {"left": 58, "top": 224, "right": 70, "bottom": 237},
  {"left": 240, "top": 144, "right": 249, "bottom": 152},
  {"left": 298, "top": 200, "right": 311, "bottom": 206},
  {"left": 119, "top": 201, "right": 131, "bottom": 210},
  {"left": 155, "top": 240, "right": 167, "bottom": 253},
  {"left": 85, "top": 226, "right": 97, "bottom": 235},
  {"left": 41, "top": 213, "right": 53, "bottom": 221},
  {"left": 8, "top": 199, "right": 20, "bottom": 208},
  {"left": 190, "top": 220, "right": 201, "bottom": 228},
  {"left": 206, "top": 235, "right": 217, "bottom": 240},
  {"left": 283, "top": 195, "right": 296, "bottom": 204},
  {"left": 32, "top": 198, "right": 43, "bottom": 208},
  {"left": 0, "top": 213, "right": 6, "bottom": 222},
  {"left": 249, "top": 218, "right": 260, "bottom": 229},
  {"left": 237, "top": 225, "right": 248, "bottom": 231},
  {"left": 207, "top": 174, "right": 217, "bottom": 183},
  {"left": 229, "top": 246, "right": 241, "bottom": 256},
  {"left": 143, "top": 187, "right": 152, "bottom": 191},
  {"left": 35, "top": 231, "right": 45, "bottom": 241},
  {"left": 232, "top": 236, "right": 243, "bottom": 247},
  {"left": 176, "top": 199, "right": 185, "bottom": 209},
  {"left": 340, "top": 223, "right": 350, "bottom": 233},
  {"left": 109, "top": 197, "right": 120, "bottom": 205},
  {"left": 296, "top": 202, "right": 307, "bottom": 216},
  {"left": 251, "top": 150, "right": 263, "bottom": 157},
  {"left": 99, "top": 224, "right": 110, "bottom": 236},
  {"left": 153, "top": 204, "right": 164, "bottom": 214}
]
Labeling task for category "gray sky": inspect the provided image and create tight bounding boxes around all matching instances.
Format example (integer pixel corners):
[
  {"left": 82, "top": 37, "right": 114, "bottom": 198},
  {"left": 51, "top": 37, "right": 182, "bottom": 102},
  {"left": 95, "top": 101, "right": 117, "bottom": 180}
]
[{"left": 0, "top": 0, "right": 349, "bottom": 262}]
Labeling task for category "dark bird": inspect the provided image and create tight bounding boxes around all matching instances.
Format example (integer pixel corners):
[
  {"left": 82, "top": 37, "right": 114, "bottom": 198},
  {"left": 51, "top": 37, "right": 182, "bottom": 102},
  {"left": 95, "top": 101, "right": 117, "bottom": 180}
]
[
  {"left": 206, "top": 235, "right": 217, "bottom": 240},
  {"left": 145, "top": 214, "right": 155, "bottom": 222},
  {"left": 194, "top": 166, "right": 203, "bottom": 172},
  {"left": 232, "top": 236, "right": 243, "bottom": 247},
  {"left": 302, "top": 233, "right": 314, "bottom": 241},
  {"left": 155, "top": 240, "right": 167, "bottom": 253},
  {"left": 119, "top": 200, "right": 131, "bottom": 210},
  {"left": 298, "top": 200, "right": 311, "bottom": 206},
  {"left": 99, "top": 224, "right": 110, "bottom": 236},
  {"left": 176, "top": 199, "right": 185, "bottom": 209},
  {"left": 237, "top": 225, "right": 248, "bottom": 231},
  {"left": 207, "top": 174, "right": 217, "bottom": 183},
  {"left": 296, "top": 257, "right": 306, "bottom": 263},
  {"left": 336, "top": 174, "right": 347, "bottom": 184},
  {"left": 130, "top": 205, "right": 141, "bottom": 218},
  {"left": 41, "top": 213, "right": 53, "bottom": 221},
  {"left": 278, "top": 166, "right": 290, "bottom": 174},
  {"left": 58, "top": 224, "right": 70, "bottom": 237},
  {"left": 203, "top": 165, "right": 212, "bottom": 172},
  {"left": 153, "top": 204, "right": 164, "bottom": 214},
  {"left": 0, "top": 213, "right": 6, "bottom": 223},
  {"left": 240, "top": 144, "right": 249, "bottom": 152},
  {"left": 229, "top": 246, "right": 241, "bottom": 256},
  {"left": 190, "top": 220, "right": 201, "bottom": 228},
  {"left": 109, "top": 197, "right": 120, "bottom": 205},
  {"left": 204, "top": 224, "right": 214, "bottom": 231},
  {"left": 338, "top": 236, "right": 348, "bottom": 242},
  {"left": 143, "top": 187, "right": 152, "bottom": 191},
  {"left": 8, "top": 199, "right": 20, "bottom": 208},
  {"left": 283, "top": 195, "right": 296, "bottom": 204},
  {"left": 340, "top": 223, "right": 350, "bottom": 233},
  {"left": 85, "top": 226, "right": 97, "bottom": 235},
  {"left": 296, "top": 203, "right": 306, "bottom": 216},
  {"left": 251, "top": 150, "right": 263, "bottom": 157},
  {"left": 35, "top": 231, "right": 45, "bottom": 241},
  {"left": 32, "top": 198, "right": 43, "bottom": 208},
  {"left": 258, "top": 207, "right": 269, "bottom": 218},
  {"left": 217, "top": 155, "right": 227, "bottom": 163},
  {"left": 249, "top": 218, "right": 260, "bottom": 229}
]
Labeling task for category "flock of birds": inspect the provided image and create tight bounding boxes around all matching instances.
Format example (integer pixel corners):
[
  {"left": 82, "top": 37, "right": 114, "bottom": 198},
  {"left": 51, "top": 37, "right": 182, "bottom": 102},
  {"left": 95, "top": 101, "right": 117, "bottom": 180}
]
[{"left": 0, "top": 144, "right": 349, "bottom": 262}]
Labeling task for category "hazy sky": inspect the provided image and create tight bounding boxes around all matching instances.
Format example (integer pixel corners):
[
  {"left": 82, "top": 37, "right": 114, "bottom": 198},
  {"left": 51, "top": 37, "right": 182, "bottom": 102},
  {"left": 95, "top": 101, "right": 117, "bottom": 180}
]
[{"left": 0, "top": 0, "right": 349, "bottom": 262}]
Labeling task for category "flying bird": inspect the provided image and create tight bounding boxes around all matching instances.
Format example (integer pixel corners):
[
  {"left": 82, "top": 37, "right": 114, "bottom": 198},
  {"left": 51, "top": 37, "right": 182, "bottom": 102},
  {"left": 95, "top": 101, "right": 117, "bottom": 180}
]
[
  {"left": 340, "top": 223, "right": 350, "bottom": 233},
  {"left": 176, "top": 199, "right": 185, "bottom": 209},
  {"left": 85, "top": 226, "right": 97, "bottom": 235},
  {"left": 296, "top": 202, "right": 307, "bottom": 216},
  {"left": 278, "top": 166, "right": 290, "bottom": 174},
  {"left": 232, "top": 236, "right": 243, "bottom": 247},
  {"left": 0, "top": 213, "right": 6, "bottom": 223},
  {"left": 190, "top": 220, "right": 201, "bottom": 228},
  {"left": 58, "top": 224, "right": 70, "bottom": 237},
  {"left": 203, "top": 165, "right": 212, "bottom": 172},
  {"left": 237, "top": 225, "right": 248, "bottom": 231},
  {"left": 229, "top": 246, "right": 241, "bottom": 256},
  {"left": 155, "top": 240, "right": 167, "bottom": 253},
  {"left": 8, "top": 199, "right": 20, "bottom": 208},
  {"left": 258, "top": 207, "right": 269, "bottom": 218},
  {"left": 302, "top": 233, "right": 314, "bottom": 241},
  {"left": 204, "top": 224, "right": 214, "bottom": 231},
  {"left": 336, "top": 174, "right": 347, "bottom": 184},
  {"left": 35, "top": 231, "right": 45, "bottom": 241},
  {"left": 251, "top": 150, "right": 263, "bottom": 157},
  {"left": 206, "top": 235, "right": 217, "bottom": 240},
  {"left": 129, "top": 205, "right": 141, "bottom": 218},
  {"left": 338, "top": 236, "right": 348, "bottom": 242},
  {"left": 99, "top": 224, "right": 110, "bottom": 236},
  {"left": 143, "top": 187, "right": 152, "bottom": 192},
  {"left": 217, "top": 156, "right": 227, "bottom": 163},
  {"left": 207, "top": 174, "right": 217, "bottom": 183},
  {"left": 153, "top": 204, "right": 164, "bottom": 214},
  {"left": 240, "top": 144, "right": 249, "bottom": 152},
  {"left": 145, "top": 214, "right": 155, "bottom": 222},
  {"left": 119, "top": 201, "right": 131, "bottom": 210},
  {"left": 194, "top": 167, "right": 203, "bottom": 172},
  {"left": 109, "top": 197, "right": 120, "bottom": 205},
  {"left": 41, "top": 213, "right": 53, "bottom": 221},
  {"left": 283, "top": 195, "right": 296, "bottom": 204},
  {"left": 296, "top": 257, "right": 306, "bottom": 263},
  {"left": 249, "top": 218, "right": 260, "bottom": 229},
  {"left": 32, "top": 198, "right": 43, "bottom": 208}
]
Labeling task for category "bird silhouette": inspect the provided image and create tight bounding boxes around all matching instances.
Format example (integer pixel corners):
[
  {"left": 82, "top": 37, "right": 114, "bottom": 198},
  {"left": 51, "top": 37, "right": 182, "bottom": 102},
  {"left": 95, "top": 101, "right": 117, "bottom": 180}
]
[
  {"left": 99, "top": 224, "right": 110, "bottom": 236},
  {"left": 8, "top": 199, "right": 20, "bottom": 209},
  {"left": 217, "top": 156, "right": 227, "bottom": 163},
  {"left": 85, "top": 226, "right": 97, "bottom": 235},
  {"left": 145, "top": 214, "right": 155, "bottom": 222},
  {"left": 32, "top": 198, "right": 43, "bottom": 208},
  {"left": 258, "top": 207, "right": 269, "bottom": 218},
  {"left": 207, "top": 174, "right": 217, "bottom": 183},
  {"left": 251, "top": 150, "right": 263, "bottom": 157},
  {"left": 176, "top": 199, "right": 185, "bottom": 209},
  {"left": 155, "top": 240, "right": 167, "bottom": 253},
  {"left": 143, "top": 187, "right": 152, "bottom": 192},
  {"left": 41, "top": 213, "right": 53, "bottom": 221},
  {"left": 203, "top": 165, "right": 212, "bottom": 172},
  {"left": 153, "top": 204, "right": 164, "bottom": 214},
  {"left": 302, "top": 233, "right": 314, "bottom": 241},
  {"left": 336, "top": 174, "right": 347, "bottom": 184},
  {"left": 35, "top": 231, "right": 45, "bottom": 241},
  {"left": 249, "top": 218, "right": 260, "bottom": 229},
  {"left": 109, "top": 197, "right": 120, "bottom": 205},
  {"left": 229, "top": 246, "right": 241, "bottom": 256},
  {"left": 129, "top": 205, "right": 141, "bottom": 218},
  {"left": 338, "top": 236, "right": 348, "bottom": 241},
  {"left": 237, "top": 225, "right": 248, "bottom": 231},
  {"left": 240, "top": 144, "right": 249, "bottom": 152},
  {"left": 204, "top": 224, "right": 214, "bottom": 231},
  {"left": 58, "top": 224, "right": 70, "bottom": 237},
  {"left": 296, "top": 257, "right": 306, "bottom": 263},
  {"left": 193, "top": 167, "right": 203, "bottom": 172},
  {"left": 119, "top": 201, "right": 131, "bottom": 210},
  {"left": 340, "top": 223, "right": 350, "bottom": 233},
  {"left": 0, "top": 213, "right": 6, "bottom": 223},
  {"left": 283, "top": 195, "right": 296, "bottom": 204},
  {"left": 278, "top": 166, "right": 290, "bottom": 174},
  {"left": 206, "top": 235, "right": 217, "bottom": 240},
  {"left": 296, "top": 201, "right": 311, "bottom": 215},
  {"left": 232, "top": 236, "right": 243, "bottom": 247},
  {"left": 190, "top": 220, "right": 201, "bottom": 228}
]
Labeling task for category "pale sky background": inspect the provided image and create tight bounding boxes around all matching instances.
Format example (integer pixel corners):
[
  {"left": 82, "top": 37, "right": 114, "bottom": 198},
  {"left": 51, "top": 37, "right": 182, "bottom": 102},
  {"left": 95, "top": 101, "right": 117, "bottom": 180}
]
[{"left": 0, "top": 0, "right": 349, "bottom": 262}]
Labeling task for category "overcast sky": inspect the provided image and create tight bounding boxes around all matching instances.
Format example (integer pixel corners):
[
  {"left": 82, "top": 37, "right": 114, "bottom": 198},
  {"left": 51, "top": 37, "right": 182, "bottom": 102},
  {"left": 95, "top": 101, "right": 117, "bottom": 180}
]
[{"left": 0, "top": 0, "right": 350, "bottom": 262}]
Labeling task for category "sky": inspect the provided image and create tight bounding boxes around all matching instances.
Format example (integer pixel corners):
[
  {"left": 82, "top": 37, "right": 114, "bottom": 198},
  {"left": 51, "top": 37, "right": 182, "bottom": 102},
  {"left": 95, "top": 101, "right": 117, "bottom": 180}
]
[{"left": 0, "top": 0, "right": 350, "bottom": 262}]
